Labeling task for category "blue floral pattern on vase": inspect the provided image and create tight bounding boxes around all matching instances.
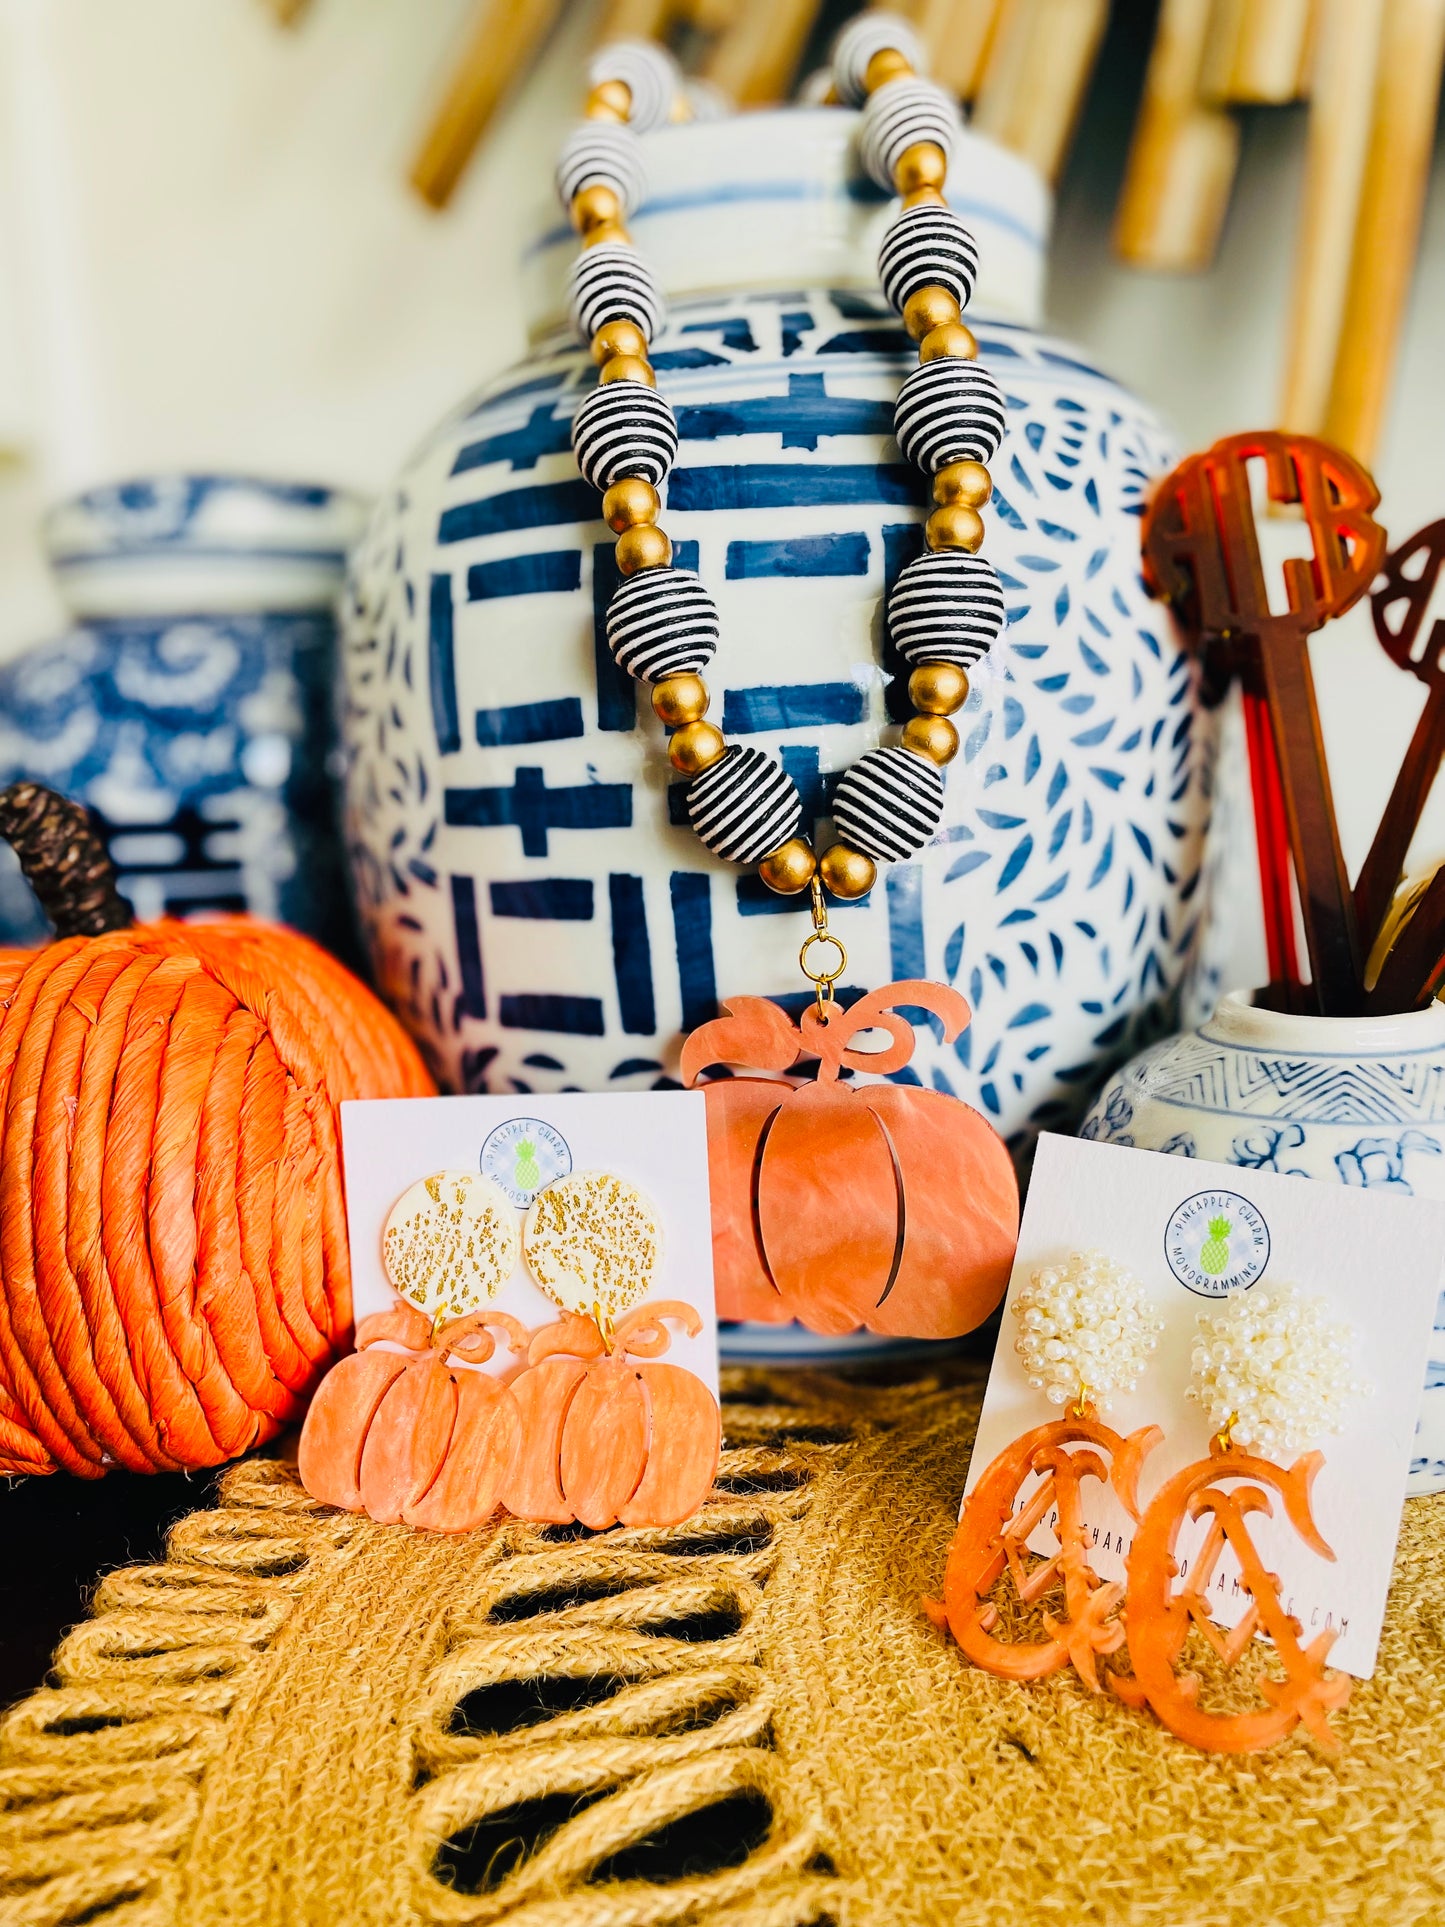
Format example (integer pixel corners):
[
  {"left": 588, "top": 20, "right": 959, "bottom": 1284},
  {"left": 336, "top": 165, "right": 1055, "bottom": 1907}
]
[
  {"left": 341, "top": 286, "right": 1216, "bottom": 1138},
  {"left": 0, "top": 615, "right": 353, "bottom": 955}
]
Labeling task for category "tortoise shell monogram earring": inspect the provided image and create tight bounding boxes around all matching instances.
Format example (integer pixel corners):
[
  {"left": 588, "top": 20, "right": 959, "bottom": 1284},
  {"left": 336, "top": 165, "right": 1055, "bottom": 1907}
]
[
  {"left": 1117, "top": 1286, "right": 1366, "bottom": 1755},
  {"left": 926, "top": 1251, "right": 1164, "bottom": 1689}
]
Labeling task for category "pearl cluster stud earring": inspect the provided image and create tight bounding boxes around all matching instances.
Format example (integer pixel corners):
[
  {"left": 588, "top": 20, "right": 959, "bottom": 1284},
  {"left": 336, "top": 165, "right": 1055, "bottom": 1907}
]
[
  {"left": 1013, "top": 1250, "right": 1166, "bottom": 1410},
  {"left": 1186, "top": 1283, "right": 1369, "bottom": 1455}
]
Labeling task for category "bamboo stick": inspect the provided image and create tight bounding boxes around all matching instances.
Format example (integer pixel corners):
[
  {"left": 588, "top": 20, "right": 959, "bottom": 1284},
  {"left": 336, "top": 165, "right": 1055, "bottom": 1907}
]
[
  {"left": 1279, "top": 0, "right": 1386, "bottom": 437},
  {"left": 906, "top": 0, "right": 1008, "bottom": 99},
  {"left": 1323, "top": 0, "right": 1445, "bottom": 464},
  {"left": 701, "top": 0, "right": 818, "bottom": 104},
  {"left": 595, "top": 0, "right": 675, "bottom": 43},
  {"left": 1114, "top": 0, "right": 1241, "bottom": 270},
  {"left": 1200, "top": 0, "right": 1315, "bottom": 103},
  {"left": 259, "top": 0, "right": 311, "bottom": 23},
  {"left": 410, "top": 0, "right": 566, "bottom": 210},
  {"left": 971, "top": 0, "right": 1108, "bottom": 182}
]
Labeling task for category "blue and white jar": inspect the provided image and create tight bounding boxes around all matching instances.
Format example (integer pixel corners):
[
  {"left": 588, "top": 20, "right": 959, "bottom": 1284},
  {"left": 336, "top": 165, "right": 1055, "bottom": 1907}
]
[
  {"left": 0, "top": 475, "right": 367, "bottom": 953},
  {"left": 342, "top": 108, "right": 1215, "bottom": 1144},
  {"left": 1082, "top": 989, "right": 1445, "bottom": 1494}
]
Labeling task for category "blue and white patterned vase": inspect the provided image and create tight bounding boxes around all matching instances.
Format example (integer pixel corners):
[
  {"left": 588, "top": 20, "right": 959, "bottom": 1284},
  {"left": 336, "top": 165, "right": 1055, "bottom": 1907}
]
[
  {"left": 0, "top": 475, "right": 367, "bottom": 954},
  {"left": 1081, "top": 989, "right": 1445, "bottom": 1495},
  {"left": 341, "top": 110, "right": 1216, "bottom": 1267}
]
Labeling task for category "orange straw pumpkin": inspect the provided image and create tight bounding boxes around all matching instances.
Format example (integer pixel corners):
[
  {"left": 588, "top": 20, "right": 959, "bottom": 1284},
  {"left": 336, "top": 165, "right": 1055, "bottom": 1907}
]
[
  {"left": 680, "top": 980, "right": 1018, "bottom": 1337},
  {"left": 504, "top": 1303, "right": 721, "bottom": 1529},
  {"left": 0, "top": 782, "right": 434, "bottom": 1478},
  {"left": 298, "top": 1301, "right": 530, "bottom": 1531}
]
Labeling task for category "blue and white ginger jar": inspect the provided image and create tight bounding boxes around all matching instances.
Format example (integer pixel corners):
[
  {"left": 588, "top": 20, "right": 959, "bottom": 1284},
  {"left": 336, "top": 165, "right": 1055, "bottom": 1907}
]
[
  {"left": 0, "top": 476, "right": 367, "bottom": 955},
  {"left": 341, "top": 109, "right": 1215, "bottom": 1149},
  {"left": 1082, "top": 989, "right": 1445, "bottom": 1494}
]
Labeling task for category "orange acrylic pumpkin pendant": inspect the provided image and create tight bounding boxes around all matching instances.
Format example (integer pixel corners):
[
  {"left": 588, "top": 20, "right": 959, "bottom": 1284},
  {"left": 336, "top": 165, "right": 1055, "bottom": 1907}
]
[
  {"left": 926, "top": 1409, "right": 1162, "bottom": 1690},
  {"left": 1116, "top": 1439, "right": 1351, "bottom": 1754},
  {"left": 297, "top": 1301, "right": 531, "bottom": 1531},
  {"left": 503, "top": 1302, "right": 721, "bottom": 1529},
  {"left": 680, "top": 980, "right": 1019, "bottom": 1337}
]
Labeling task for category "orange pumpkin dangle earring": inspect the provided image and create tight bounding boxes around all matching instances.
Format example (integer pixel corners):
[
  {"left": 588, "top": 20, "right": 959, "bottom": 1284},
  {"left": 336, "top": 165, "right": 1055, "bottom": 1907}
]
[
  {"left": 927, "top": 1251, "right": 1164, "bottom": 1689},
  {"left": 504, "top": 1170, "right": 722, "bottom": 1531},
  {"left": 298, "top": 1172, "right": 531, "bottom": 1531},
  {"left": 1117, "top": 1285, "right": 1366, "bottom": 1754}
]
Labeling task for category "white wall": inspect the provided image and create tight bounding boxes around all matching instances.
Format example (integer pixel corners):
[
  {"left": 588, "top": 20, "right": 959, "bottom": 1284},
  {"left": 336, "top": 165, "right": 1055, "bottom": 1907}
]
[{"left": 2, "top": 0, "right": 1443, "bottom": 997}]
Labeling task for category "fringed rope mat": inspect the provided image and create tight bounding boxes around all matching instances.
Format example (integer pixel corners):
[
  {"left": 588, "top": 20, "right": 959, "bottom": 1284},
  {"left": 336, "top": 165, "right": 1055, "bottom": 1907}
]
[{"left": 4, "top": 1370, "right": 1445, "bottom": 1927}]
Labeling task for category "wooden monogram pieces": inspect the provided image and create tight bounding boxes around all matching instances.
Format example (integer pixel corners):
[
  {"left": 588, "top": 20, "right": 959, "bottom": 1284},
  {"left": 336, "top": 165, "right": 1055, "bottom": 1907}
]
[
  {"left": 1143, "top": 430, "right": 1386, "bottom": 1012},
  {"left": 680, "top": 981, "right": 1018, "bottom": 1337}
]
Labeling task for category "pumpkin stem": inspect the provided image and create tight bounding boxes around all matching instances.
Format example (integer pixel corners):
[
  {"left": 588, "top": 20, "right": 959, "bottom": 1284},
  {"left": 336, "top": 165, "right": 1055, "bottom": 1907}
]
[
  {"left": 357, "top": 1302, "right": 433, "bottom": 1353},
  {"left": 610, "top": 1299, "right": 703, "bottom": 1358},
  {"left": 799, "top": 979, "right": 972, "bottom": 1081},
  {"left": 527, "top": 1310, "right": 607, "bottom": 1366},
  {"left": 434, "top": 1307, "right": 532, "bottom": 1362},
  {"left": 0, "top": 782, "right": 133, "bottom": 939}
]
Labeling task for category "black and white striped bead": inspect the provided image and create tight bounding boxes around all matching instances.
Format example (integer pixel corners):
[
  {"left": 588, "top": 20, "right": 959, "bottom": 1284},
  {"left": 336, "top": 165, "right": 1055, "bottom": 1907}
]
[
  {"left": 831, "top": 11, "right": 926, "bottom": 106},
  {"left": 606, "top": 567, "right": 719, "bottom": 682},
  {"left": 894, "top": 358, "right": 1007, "bottom": 472},
  {"left": 858, "top": 77, "right": 959, "bottom": 191},
  {"left": 688, "top": 746, "right": 803, "bottom": 864},
  {"left": 831, "top": 746, "right": 945, "bottom": 862},
  {"left": 568, "top": 243, "right": 665, "bottom": 347},
  {"left": 571, "top": 380, "right": 679, "bottom": 491},
  {"left": 888, "top": 549, "right": 1006, "bottom": 668},
  {"left": 587, "top": 39, "right": 679, "bottom": 133},
  {"left": 878, "top": 203, "right": 979, "bottom": 315},
  {"left": 555, "top": 121, "right": 647, "bottom": 217}
]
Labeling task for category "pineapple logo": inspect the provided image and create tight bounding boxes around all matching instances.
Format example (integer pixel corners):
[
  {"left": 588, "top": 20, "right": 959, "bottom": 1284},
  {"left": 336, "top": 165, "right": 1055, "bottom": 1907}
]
[
  {"left": 514, "top": 1139, "right": 541, "bottom": 1193},
  {"left": 1165, "top": 1190, "right": 1270, "bottom": 1296},
  {"left": 480, "top": 1116, "right": 573, "bottom": 1205},
  {"left": 1199, "top": 1214, "right": 1233, "bottom": 1277}
]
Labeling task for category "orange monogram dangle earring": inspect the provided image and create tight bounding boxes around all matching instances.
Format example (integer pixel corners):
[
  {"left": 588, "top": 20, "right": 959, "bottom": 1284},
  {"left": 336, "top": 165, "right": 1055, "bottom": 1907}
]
[
  {"left": 1117, "top": 1286, "right": 1366, "bottom": 1754},
  {"left": 927, "top": 1252, "right": 1164, "bottom": 1689}
]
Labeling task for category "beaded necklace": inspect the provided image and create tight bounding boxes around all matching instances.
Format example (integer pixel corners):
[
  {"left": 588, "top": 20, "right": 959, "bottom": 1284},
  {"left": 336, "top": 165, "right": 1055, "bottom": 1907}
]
[{"left": 556, "top": 16, "right": 1007, "bottom": 937}]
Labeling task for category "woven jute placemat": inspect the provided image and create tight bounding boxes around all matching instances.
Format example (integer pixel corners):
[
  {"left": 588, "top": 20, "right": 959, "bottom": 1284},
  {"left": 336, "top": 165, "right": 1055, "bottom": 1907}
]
[{"left": 3, "top": 1369, "right": 1444, "bottom": 1927}]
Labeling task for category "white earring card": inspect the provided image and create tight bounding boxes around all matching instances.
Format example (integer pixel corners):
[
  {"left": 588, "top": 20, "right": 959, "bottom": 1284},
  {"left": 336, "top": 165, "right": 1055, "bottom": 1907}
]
[
  {"left": 339, "top": 1090, "right": 719, "bottom": 1401},
  {"left": 966, "top": 1134, "right": 1445, "bottom": 1677}
]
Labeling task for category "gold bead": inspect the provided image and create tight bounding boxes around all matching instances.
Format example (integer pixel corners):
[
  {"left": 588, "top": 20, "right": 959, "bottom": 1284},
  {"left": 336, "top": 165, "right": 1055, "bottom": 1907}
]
[
  {"left": 818, "top": 843, "right": 877, "bottom": 900},
  {"left": 865, "top": 46, "right": 914, "bottom": 92},
  {"left": 920, "top": 321, "right": 977, "bottom": 362},
  {"left": 902, "top": 184, "right": 946, "bottom": 210},
  {"left": 669, "top": 721, "right": 726, "bottom": 774},
  {"left": 903, "top": 285, "right": 961, "bottom": 342},
  {"left": 908, "top": 662, "right": 970, "bottom": 715},
  {"left": 599, "top": 354, "right": 655, "bottom": 386},
  {"left": 586, "top": 79, "right": 631, "bottom": 121},
  {"left": 651, "top": 673, "right": 709, "bottom": 727},
  {"left": 758, "top": 837, "right": 817, "bottom": 895},
  {"left": 901, "top": 713, "right": 960, "bottom": 764},
  {"left": 926, "top": 503, "right": 985, "bottom": 552},
  {"left": 602, "top": 477, "right": 659, "bottom": 532},
  {"left": 616, "top": 523, "right": 672, "bottom": 574},
  {"left": 583, "top": 221, "right": 631, "bottom": 249},
  {"left": 894, "top": 141, "right": 947, "bottom": 194},
  {"left": 933, "top": 460, "right": 992, "bottom": 508},
  {"left": 572, "top": 183, "right": 621, "bottom": 234},
  {"left": 592, "top": 318, "right": 648, "bottom": 365}
]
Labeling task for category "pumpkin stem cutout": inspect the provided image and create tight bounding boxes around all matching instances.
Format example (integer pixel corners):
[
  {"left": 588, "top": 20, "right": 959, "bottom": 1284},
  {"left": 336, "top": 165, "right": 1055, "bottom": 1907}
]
[
  {"left": 504, "top": 1300, "right": 721, "bottom": 1531},
  {"left": 1114, "top": 1439, "right": 1351, "bottom": 1754},
  {"left": 925, "top": 1410, "right": 1162, "bottom": 1691},
  {"left": 297, "top": 1302, "right": 531, "bottom": 1532},
  {"left": 680, "top": 980, "right": 1019, "bottom": 1337}
]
